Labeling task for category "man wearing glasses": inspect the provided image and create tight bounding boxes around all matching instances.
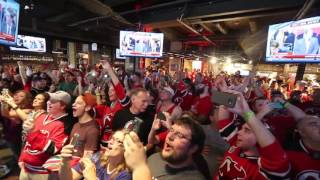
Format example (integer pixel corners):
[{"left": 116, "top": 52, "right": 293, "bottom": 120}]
[{"left": 147, "top": 117, "right": 206, "bottom": 180}]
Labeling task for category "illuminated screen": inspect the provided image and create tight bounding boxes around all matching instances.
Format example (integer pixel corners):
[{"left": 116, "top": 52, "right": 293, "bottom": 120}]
[
  {"left": 0, "top": 0, "right": 20, "bottom": 46},
  {"left": 119, "top": 31, "right": 164, "bottom": 58},
  {"left": 10, "top": 35, "right": 46, "bottom": 52},
  {"left": 266, "top": 16, "right": 320, "bottom": 63}
]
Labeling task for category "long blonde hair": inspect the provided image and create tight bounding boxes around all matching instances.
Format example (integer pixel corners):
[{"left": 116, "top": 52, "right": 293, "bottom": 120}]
[{"left": 100, "top": 131, "right": 128, "bottom": 180}]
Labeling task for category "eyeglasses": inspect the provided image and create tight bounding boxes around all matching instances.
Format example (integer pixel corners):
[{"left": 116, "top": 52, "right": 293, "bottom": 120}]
[
  {"left": 108, "top": 137, "right": 124, "bottom": 147},
  {"left": 168, "top": 128, "right": 191, "bottom": 141}
]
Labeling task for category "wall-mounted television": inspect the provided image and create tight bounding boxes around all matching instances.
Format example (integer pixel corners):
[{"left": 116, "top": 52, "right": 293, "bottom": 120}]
[
  {"left": 10, "top": 35, "right": 46, "bottom": 52},
  {"left": 119, "top": 31, "right": 164, "bottom": 58},
  {"left": 0, "top": 0, "right": 20, "bottom": 46},
  {"left": 266, "top": 16, "right": 320, "bottom": 63},
  {"left": 116, "top": 48, "right": 126, "bottom": 59}
]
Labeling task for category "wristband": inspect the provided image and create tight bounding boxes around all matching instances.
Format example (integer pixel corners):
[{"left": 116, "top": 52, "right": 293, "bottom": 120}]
[
  {"left": 243, "top": 111, "right": 255, "bottom": 122},
  {"left": 282, "top": 101, "right": 290, "bottom": 108}
]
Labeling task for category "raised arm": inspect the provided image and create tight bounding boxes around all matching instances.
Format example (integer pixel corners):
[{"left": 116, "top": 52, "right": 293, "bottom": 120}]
[
  {"left": 227, "top": 91, "right": 275, "bottom": 147},
  {"left": 17, "top": 61, "right": 27, "bottom": 86},
  {"left": 273, "top": 97, "right": 306, "bottom": 121},
  {"left": 0, "top": 94, "right": 30, "bottom": 121},
  {"left": 124, "top": 132, "right": 152, "bottom": 180}
]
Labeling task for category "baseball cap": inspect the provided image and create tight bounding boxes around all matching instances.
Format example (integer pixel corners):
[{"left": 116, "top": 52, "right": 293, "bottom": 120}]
[
  {"left": 162, "top": 86, "right": 174, "bottom": 96},
  {"left": 48, "top": 91, "right": 71, "bottom": 105},
  {"left": 81, "top": 93, "right": 97, "bottom": 107}
]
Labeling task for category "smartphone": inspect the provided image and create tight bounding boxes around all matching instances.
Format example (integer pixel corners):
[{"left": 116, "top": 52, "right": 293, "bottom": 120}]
[
  {"left": 70, "top": 133, "right": 80, "bottom": 146},
  {"left": 211, "top": 90, "right": 238, "bottom": 108},
  {"left": 156, "top": 112, "right": 166, "bottom": 121},
  {"left": 1, "top": 88, "right": 9, "bottom": 96},
  {"left": 124, "top": 117, "right": 143, "bottom": 134},
  {"left": 269, "top": 102, "right": 283, "bottom": 109}
]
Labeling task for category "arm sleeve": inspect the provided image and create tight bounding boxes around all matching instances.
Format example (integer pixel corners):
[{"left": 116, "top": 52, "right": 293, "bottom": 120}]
[
  {"left": 95, "top": 105, "right": 107, "bottom": 119},
  {"left": 217, "top": 118, "right": 238, "bottom": 145},
  {"left": 258, "top": 141, "right": 291, "bottom": 179},
  {"left": 23, "top": 81, "right": 32, "bottom": 92},
  {"left": 114, "top": 83, "right": 130, "bottom": 107}
]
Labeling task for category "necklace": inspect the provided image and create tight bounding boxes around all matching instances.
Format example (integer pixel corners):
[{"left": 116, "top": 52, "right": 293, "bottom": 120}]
[
  {"left": 43, "top": 113, "right": 68, "bottom": 125},
  {"left": 106, "top": 164, "right": 116, "bottom": 174}
]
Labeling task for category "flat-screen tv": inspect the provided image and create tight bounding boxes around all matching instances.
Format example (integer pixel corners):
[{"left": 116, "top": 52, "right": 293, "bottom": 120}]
[
  {"left": 0, "top": 0, "right": 20, "bottom": 46},
  {"left": 116, "top": 48, "right": 126, "bottom": 59},
  {"left": 119, "top": 31, "right": 164, "bottom": 58},
  {"left": 266, "top": 16, "right": 320, "bottom": 63},
  {"left": 10, "top": 35, "right": 46, "bottom": 52}
]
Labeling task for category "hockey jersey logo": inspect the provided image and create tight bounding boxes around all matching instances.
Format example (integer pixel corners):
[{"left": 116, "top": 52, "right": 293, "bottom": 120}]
[
  {"left": 218, "top": 157, "right": 246, "bottom": 179},
  {"left": 297, "top": 170, "right": 320, "bottom": 180}
]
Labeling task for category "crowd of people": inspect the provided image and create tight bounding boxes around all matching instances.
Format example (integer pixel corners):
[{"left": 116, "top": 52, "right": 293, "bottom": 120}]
[{"left": 0, "top": 59, "right": 319, "bottom": 180}]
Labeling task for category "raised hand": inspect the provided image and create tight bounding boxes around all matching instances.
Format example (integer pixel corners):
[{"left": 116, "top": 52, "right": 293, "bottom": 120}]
[
  {"left": 60, "top": 144, "right": 75, "bottom": 162},
  {"left": 80, "top": 158, "right": 96, "bottom": 180},
  {"left": 123, "top": 131, "right": 147, "bottom": 171},
  {"left": 224, "top": 90, "right": 251, "bottom": 117}
]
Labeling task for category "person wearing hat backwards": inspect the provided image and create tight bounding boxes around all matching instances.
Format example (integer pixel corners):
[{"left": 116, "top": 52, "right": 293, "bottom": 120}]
[
  {"left": 69, "top": 93, "right": 100, "bottom": 159},
  {"left": 19, "top": 91, "right": 74, "bottom": 180}
]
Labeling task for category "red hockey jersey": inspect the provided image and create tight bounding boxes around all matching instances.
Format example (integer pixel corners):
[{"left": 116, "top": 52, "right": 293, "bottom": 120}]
[
  {"left": 19, "top": 114, "right": 68, "bottom": 174},
  {"left": 95, "top": 82, "right": 129, "bottom": 147},
  {"left": 216, "top": 118, "right": 290, "bottom": 179},
  {"left": 286, "top": 140, "right": 320, "bottom": 179}
]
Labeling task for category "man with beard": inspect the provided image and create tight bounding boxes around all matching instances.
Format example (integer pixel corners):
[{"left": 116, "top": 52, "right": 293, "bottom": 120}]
[
  {"left": 191, "top": 81, "right": 213, "bottom": 124},
  {"left": 147, "top": 117, "right": 206, "bottom": 180}
]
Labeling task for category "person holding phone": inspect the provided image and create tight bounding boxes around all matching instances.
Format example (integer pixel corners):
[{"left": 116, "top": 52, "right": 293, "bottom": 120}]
[
  {"left": 69, "top": 93, "right": 100, "bottom": 159},
  {"left": 214, "top": 91, "right": 290, "bottom": 179},
  {"left": 59, "top": 130, "right": 131, "bottom": 180}
]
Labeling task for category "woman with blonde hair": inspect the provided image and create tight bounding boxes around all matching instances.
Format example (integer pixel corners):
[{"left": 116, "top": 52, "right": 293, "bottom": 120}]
[{"left": 60, "top": 130, "right": 131, "bottom": 180}]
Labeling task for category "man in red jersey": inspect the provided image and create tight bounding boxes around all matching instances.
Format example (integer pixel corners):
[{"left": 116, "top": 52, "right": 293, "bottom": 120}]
[
  {"left": 286, "top": 115, "right": 320, "bottom": 179},
  {"left": 215, "top": 91, "right": 290, "bottom": 180},
  {"left": 19, "top": 91, "right": 72, "bottom": 179}
]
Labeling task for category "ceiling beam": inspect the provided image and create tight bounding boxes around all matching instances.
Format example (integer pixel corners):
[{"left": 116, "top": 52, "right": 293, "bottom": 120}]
[
  {"left": 248, "top": 20, "right": 257, "bottom": 33},
  {"left": 199, "top": 23, "right": 214, "bottom": 33},
  {"left": 46, "top": 12, "right": 75, "bottom": 22},
  {"left": 215, "top": 23, "right": 228, "bottom": 34},
  {"left": 177, "top": 19, "right": 216, "bottom": 46},
  {"left": 139, "top": 0, "right": 305, "bottom": 24},
  {"left": 68, "top": 0, "right": 132, "bottom": 26}
]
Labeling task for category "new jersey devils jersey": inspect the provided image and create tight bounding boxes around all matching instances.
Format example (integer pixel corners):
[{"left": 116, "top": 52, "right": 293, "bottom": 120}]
[
  {"left": 19, "top": 114, "right": 68, "bottom": 174},
  {"left": 286, "top": 140, "right": 320, "bottom": 180}
]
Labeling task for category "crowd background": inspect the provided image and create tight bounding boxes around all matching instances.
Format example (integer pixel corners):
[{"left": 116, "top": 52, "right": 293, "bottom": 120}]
[{"left": 0, "top": 58, "right": 319, "bottom": 180}]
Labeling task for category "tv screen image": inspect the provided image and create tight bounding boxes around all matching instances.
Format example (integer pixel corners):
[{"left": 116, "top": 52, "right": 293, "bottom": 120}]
[
  {"left": 116, "top": 48, "right": 126, "bottom": 59},
  {"left": 10, "top": 35, "right": 46, "bottom": 52},
  {"left": 119, "top": 31, "right": 164, "bottom": 58},
  {"left": 0, "top": 0, "right": 19, "bottom": 46},
  {"left": 266, "top": 16, "right": 320, "bottom": 63}
]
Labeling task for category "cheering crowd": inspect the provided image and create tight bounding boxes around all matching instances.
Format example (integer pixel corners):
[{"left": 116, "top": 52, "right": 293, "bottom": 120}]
[{"left": 0, "top": 59, "right": 319, "bottom": 180}]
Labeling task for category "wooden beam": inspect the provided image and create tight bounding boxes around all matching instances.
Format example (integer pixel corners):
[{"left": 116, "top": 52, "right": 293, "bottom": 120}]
[
  {"left": 215, "top": 23, "right": 228, "bottom": 34},
  {"left": 200, "top": 23, "right": 214, "bottom": 33}
]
